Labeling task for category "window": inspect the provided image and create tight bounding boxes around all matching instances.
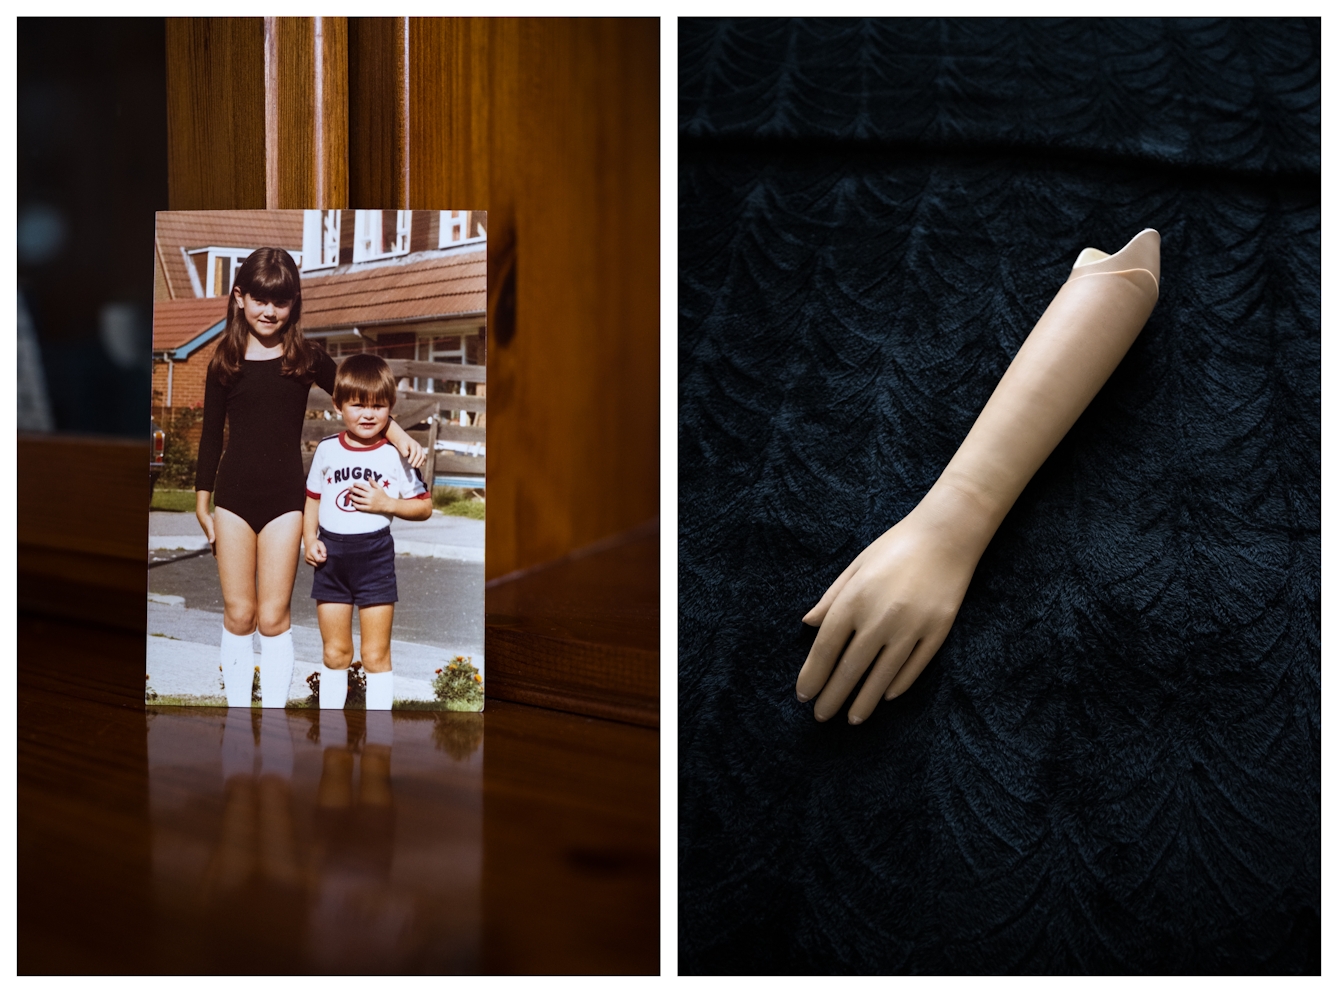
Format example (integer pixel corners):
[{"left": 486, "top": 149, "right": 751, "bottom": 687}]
[
  {"left": 301, "top": 210, "right": 341, "bottom": 272},
  {"left": 438, "top": 210, "right": 486, "bottom": 249},
  {"left": 416, "top": 331, "right": 478, "bottom": 425},
  {"left": 353, "top": 210, "right": 411, "bottom": 263},
  {"left": 185, "top": 247, "right": 274, "bottom": 298}
]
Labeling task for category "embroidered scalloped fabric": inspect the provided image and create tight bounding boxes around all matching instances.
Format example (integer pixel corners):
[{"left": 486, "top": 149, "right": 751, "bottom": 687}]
[{"left": 678, "top": 18, "right": 1318, "bottom": 974}]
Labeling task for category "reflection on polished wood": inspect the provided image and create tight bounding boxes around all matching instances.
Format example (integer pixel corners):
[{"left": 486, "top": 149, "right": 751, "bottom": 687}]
[{"left": 18, "top": 615, "right": 657, "bottom": 974}]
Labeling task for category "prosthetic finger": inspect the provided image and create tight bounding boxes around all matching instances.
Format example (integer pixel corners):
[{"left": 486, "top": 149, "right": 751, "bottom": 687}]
[
  {"left": 883, "top": 627, "right": 950, "bottom": 700},
  {"left": 796, "top": 604, "right": 857, "bottom": 701},
  {"left": 846, "top": 634, "right": 919, "bottom": 724},
  {"left": 802, "top": 556, "right": 862, "bottom": 626},
  {"left": 812, "top": 627, "right": 903, "bottom": 722}
]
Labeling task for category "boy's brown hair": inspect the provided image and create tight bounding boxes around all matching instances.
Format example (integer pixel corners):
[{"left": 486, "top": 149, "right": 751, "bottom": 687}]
[{"left": 333, "top": 352, "right": 398, "bottom": 408}]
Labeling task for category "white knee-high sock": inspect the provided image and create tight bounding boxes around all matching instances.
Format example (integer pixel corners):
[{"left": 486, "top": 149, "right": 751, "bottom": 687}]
[
  {"left": 259, "top": 630, "right": 295, "bottom": 709},
  {"left": 320, "top": 665, "right": 348, "bottom": 710},
  {"left": 365, "top": 670, "right": 394, "bottom": 711},
  {"left": 220, "top": 627, "right": 256, "bottom": 707}
]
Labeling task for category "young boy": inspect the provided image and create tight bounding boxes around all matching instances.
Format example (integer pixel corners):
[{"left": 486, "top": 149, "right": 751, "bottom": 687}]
[{"left": 304, "top": 353, "right": 433, "bottom": 710}]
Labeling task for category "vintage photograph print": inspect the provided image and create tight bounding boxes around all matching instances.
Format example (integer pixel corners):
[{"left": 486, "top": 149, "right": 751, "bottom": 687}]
[{"left": 147, "top": 209, "right": 486, "bottom": 711}]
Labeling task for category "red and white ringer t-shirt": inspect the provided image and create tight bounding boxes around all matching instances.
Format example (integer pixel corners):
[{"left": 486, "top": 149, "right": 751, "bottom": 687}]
[{"left": 305, "top": 432, "right": 430, "bottom": 535}]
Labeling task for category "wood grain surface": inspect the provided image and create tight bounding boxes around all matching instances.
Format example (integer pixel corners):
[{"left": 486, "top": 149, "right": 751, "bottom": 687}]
[
  {"left": 486, "top": 522, "right": 659, "bottom": 727},
  {"left": 166, "top": 18, "right": 266, "bottom": 210},
  {"left": 348, "top": 17, "right": 408, "bottom": 208},
  {"left": 474, "top": 18, "right": 660, "bottom": 580},
  {"left": 17, "top": 615, "right": 657, "bottom": 973},
  {"left": 19, "top": 434, "right": 147, "bottom": 562},
  {"left": 346, "top": 17, "right": 661, "bottom": 580},
  {"left": 264, "top": 17, "right": 348, "bottom": 209}
]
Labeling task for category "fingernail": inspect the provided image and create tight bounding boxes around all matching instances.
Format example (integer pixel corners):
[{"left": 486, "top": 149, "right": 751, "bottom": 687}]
[
  {"left": 814, "top": 711, "right": 829, "bottom": 722},
  {"left": 795, "top": 691, "right": 810, "bottom": 702},
  {"left": 886, "top": 691, "right": 899, "bottom": 701},
  {"left": 849, "top": 715, "right": 863, "bottom": 725}
]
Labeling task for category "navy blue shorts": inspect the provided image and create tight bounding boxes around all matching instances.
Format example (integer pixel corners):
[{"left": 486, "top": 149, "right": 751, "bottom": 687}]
[{"left": 311, "top": 526, "right": 399, "bottom": 606}]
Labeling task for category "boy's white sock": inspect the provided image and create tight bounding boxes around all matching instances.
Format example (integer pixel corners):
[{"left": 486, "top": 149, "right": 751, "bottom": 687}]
[
  {"left": 220, "top": 626, "right": 255, "bottom": 707},
  {"left": 320, "top": 665, "right": 348, "bottom": 710},
  {"left": 259, "top": 630, "right": 295, "bottom": 709},
  {"left": 365, "top": 670, "right": 394, "bottom": 711}
]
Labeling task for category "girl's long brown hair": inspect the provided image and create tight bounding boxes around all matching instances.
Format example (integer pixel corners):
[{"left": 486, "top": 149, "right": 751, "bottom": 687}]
[{"left": 207, "top": 247, "right": 319, "bottom": 387}]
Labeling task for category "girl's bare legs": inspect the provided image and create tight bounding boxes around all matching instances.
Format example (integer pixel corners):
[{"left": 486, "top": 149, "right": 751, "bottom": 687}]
[
  {"left": 215, "top": 507, "right": 259, "bottom": 635},
  {"left": 215, "top": 508, "right": 302, "bottom": 706},
  {"left": 214, "top": 508, "right": 303, "bottom": 634},
  {"left": 254, "top": 511, "right": 303, "bottom": 636}
]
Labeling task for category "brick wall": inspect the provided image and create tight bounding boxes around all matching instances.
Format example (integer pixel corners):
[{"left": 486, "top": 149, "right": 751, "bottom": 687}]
[{"left": 151, "top": 338, "right": 219, "bottom": 415}]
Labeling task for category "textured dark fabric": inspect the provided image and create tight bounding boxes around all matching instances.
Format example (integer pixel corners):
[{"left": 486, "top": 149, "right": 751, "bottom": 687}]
[{"left": 678, "top": 18, "right": 1319, "bottom": 974}]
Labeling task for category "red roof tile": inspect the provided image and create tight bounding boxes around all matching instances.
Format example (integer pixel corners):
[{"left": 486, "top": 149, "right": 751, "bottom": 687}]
[
  {"left": 152, "top": 296, "right": 228, "bottom": 351},
  {"left": 152, "top": 250, "right": 487, "bottom": 352},
  {"left": 301, "top": 251, "right": 486, "bottom": 330}
]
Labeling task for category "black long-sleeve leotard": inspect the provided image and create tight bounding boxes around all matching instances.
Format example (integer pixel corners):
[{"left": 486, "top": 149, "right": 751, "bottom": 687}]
[{"left": 195, "top": 351, "right": 337, "bottom": 533}]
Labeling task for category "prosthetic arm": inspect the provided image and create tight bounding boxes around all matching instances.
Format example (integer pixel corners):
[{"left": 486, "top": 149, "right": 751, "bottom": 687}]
[{"left": 796, "top": 229, "right": 1161, "bottom": 724}]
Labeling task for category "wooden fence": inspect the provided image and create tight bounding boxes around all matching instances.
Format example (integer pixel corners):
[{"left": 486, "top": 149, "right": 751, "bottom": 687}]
[{"left": 302, "top": 358, "right": 485, "bottom": 488}]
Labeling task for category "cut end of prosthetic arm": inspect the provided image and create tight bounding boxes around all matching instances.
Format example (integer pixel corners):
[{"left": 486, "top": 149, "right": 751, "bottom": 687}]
[{"left": 1069, "top": 227, "right": 1160, "bottom": 294}]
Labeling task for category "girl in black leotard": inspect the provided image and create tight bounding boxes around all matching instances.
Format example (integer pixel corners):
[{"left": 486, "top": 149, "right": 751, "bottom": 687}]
[{"left": 195, "top": 248, "right": 423, "bottom": 708}]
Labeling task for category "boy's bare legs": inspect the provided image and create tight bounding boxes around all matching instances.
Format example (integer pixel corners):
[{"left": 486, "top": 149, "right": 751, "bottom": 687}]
[
  {"left": 358, "top": 604, "right": 395, "bottom": 710},
  {"left": 317, "top": 603, "right": 356, "bottom": 669},
  {"left": 317, "top": 602, "right": 354, "bottom": 709},
  {"left": 357, "top": 605, "right": 394, "bottom": 673}
]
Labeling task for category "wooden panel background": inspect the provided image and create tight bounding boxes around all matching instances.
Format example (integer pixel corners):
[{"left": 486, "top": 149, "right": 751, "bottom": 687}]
[
  {"left": 165, "top": 18, "right": 266, "bottom": 210},
  {"left": 264, "top": 16, "right": 348, "bottom": 209},
  {"left": 164, "top": 15, "right": 659, "bottom": 580},
  {"left": 396, "top": 17, "right": 661, "bottom": 579}
]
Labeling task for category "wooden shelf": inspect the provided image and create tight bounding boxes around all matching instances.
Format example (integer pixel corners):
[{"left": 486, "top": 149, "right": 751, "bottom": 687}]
[{"left": 485, "top": 521, "right": 659, "bottom": 727}]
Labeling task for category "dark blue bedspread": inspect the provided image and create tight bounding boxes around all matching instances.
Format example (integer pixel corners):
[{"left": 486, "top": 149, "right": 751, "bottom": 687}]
[{"left": 678, "top": 18, "right": 1319, "bottom": 974}]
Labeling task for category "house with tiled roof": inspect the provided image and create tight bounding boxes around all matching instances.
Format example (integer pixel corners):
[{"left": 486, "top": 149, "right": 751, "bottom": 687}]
[{"left": 152, "top": 208, "right": 486, "bottom": 485}]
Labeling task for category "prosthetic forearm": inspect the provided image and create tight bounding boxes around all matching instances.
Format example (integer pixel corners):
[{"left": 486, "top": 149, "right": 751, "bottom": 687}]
[{"left": 796, "top": 230, "right": 1161, "bottom": 723}]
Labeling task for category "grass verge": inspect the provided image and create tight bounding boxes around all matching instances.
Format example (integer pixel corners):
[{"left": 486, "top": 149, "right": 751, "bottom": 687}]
[
  {"left": 431, "top": 486, "right": 485, "bottom": 519},
  {"left": 152, "top": 488, "right": 212, "bottom": 513}
]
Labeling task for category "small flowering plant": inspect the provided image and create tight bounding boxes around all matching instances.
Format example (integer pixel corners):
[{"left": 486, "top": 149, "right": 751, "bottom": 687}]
[{"left": 432, "top": 656, "right": 484, "bottom": 711}]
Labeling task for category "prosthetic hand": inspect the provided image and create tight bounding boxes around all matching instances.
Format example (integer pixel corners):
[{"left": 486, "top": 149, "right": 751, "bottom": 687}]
[{"left": 797, "top": 229, "right": 1161, "bottom": 724}]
